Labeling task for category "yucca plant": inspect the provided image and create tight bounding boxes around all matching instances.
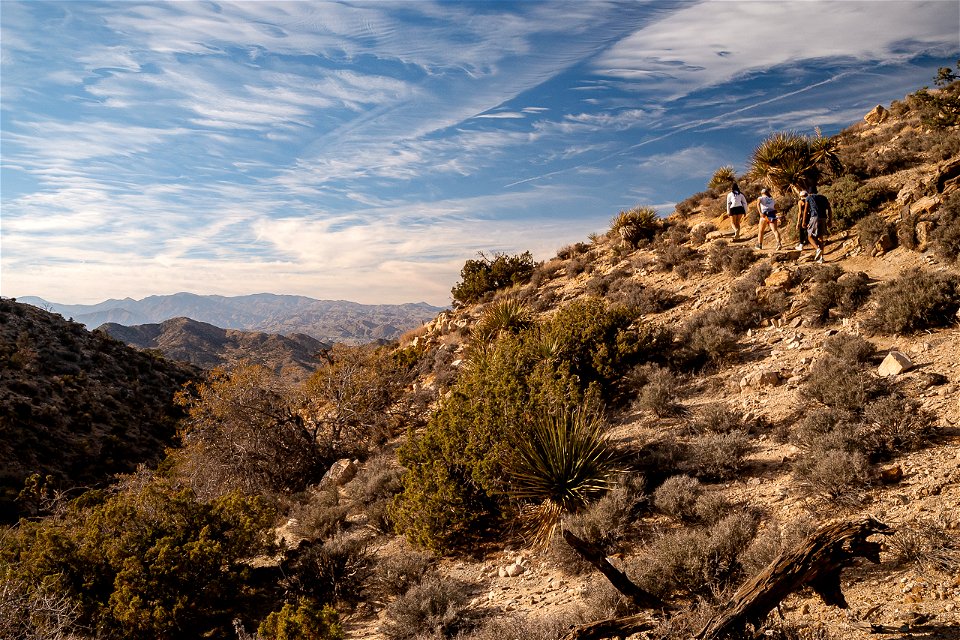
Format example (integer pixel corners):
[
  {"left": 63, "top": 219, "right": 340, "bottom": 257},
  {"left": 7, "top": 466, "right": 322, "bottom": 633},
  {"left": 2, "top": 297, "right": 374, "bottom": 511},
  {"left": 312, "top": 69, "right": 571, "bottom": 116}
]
[
  {"left": 708, "top": 165, "right": 737, "bottom": 190},
  {"left": 507, "top": 407, "right": 625, "bottom": 545},
  {"left": 610, "top": 205, "right": 660, "bottom": 247},
  {"left": 471, "top": 298, "right": 532, "bottom": 345},
  {"left": 749, "top": 130, "right": 844, "bottom": 194}
]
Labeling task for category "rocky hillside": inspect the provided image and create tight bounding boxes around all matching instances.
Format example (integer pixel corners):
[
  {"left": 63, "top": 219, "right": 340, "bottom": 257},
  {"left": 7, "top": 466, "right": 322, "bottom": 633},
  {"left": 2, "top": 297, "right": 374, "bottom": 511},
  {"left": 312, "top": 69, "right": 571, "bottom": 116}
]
[
  {"left": 330, "top": 86, "right": 960, "bottom": 639},
  {"left": 0, "top": 300, "right": 199, "bottom": 522},
  {"left": 21, "top": 292, "right": 445, "bottom": 344},
  {"left": 99, "top": 317, "right": 329, "bottom": 380}
]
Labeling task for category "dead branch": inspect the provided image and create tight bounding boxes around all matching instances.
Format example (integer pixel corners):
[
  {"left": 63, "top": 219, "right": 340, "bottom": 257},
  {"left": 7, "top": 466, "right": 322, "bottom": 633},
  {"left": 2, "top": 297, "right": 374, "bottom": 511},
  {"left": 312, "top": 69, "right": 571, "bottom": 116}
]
[
  {"left": 561, "top": 529, "right": 666, "bottom": 611},
  {"left": 695, "top": 516, "right": 892, "bottom": 640}
]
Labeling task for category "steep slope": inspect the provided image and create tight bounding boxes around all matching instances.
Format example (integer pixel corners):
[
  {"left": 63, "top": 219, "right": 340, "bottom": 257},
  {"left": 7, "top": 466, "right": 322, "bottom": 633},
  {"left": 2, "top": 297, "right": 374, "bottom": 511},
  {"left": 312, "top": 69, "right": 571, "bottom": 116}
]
[
  {"left": 22, "top": 293, "right": 445, "bottom": 344},
  {"left": 99, "top": 317, "right": 329, "bottom": 379},
  {"left": 0, "top": 300, "right": 199, "bottom": 522}
]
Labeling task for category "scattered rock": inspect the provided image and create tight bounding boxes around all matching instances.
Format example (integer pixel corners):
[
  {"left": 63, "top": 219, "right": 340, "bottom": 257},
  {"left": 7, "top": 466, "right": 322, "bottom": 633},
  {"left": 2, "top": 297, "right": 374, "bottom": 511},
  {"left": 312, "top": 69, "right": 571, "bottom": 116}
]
[
  {"left": 880, "top": 464, "right": 904, "bottom": 484},
  {"left": 878, "top": 351, "right": 913, "bottom": 377},
  {"left": 918, "top": 372, "right": 949, "bottom": 389}
]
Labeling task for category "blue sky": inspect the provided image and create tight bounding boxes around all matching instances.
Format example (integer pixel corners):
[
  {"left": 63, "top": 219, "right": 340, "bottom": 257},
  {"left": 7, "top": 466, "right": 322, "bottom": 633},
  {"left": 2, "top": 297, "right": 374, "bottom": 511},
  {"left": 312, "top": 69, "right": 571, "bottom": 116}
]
[{"left": 2, "top": 1, "right": 957, "bottom": 306}]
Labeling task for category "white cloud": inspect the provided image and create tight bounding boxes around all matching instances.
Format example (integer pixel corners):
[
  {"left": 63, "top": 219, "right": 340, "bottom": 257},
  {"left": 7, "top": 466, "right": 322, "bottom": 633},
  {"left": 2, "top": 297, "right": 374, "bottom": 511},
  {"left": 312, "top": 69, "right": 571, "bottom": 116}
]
[{"left": 597, "top": 1, "right": 959, "bottom": 97}]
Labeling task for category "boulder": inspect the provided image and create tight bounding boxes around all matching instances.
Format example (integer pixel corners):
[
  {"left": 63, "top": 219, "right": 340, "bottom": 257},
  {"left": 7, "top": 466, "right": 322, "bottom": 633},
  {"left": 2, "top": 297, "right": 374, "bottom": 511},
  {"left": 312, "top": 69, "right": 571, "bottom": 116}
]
[
  {"left": 764, "top": 270, "right": 792, "bottom": 289},
  {"left": 916, "top": 221, "right": 935, "bottom": 250},
  {"left": 706, "top": 230, "right": 727, "bottom": 242},
  {"left": 321, "top": 458, "right": 357, "bottom": 486},
  {"left": 910, "top": 195, "right": 941, "bottom": 216},
  {"left": 878, "top": 351, "right": 913, "bottom": 377},
  {"left": 864, "top": 104, "right": 889, "bottom": 125}
]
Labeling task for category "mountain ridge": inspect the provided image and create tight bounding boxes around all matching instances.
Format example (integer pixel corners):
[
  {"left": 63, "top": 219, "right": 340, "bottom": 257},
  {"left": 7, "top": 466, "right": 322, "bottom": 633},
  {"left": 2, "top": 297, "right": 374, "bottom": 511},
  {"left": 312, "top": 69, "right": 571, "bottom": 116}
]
[{"left": 18, "top": 292, "right": 445, "bottom": 345}]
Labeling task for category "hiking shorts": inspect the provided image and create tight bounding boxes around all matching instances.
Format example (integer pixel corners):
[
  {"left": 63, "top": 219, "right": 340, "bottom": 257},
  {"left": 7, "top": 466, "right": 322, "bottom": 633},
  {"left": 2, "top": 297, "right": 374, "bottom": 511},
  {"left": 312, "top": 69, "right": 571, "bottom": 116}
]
[
  {"left": 762, "top": 210, "right": 777, "bottom": 223},
  {"left": 807, "top": 216, "right": 827, "bottom": 238}
]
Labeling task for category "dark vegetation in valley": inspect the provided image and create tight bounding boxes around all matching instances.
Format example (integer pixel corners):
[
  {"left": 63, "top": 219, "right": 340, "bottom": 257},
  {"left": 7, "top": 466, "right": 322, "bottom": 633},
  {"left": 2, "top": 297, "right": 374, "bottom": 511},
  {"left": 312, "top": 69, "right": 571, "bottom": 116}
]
[{"left": 2, "top": 73, "right": 960, "bottom": 640}]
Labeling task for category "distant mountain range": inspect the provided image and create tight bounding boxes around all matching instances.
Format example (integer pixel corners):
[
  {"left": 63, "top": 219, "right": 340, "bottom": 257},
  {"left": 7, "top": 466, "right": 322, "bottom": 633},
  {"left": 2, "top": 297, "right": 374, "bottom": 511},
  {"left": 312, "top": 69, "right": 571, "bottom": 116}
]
[
  {"left": 99, "top": 317, "right": 328, "bottom": 380},
  {"left": 18, "top": 292, "right": 445, "bottom": 344}
]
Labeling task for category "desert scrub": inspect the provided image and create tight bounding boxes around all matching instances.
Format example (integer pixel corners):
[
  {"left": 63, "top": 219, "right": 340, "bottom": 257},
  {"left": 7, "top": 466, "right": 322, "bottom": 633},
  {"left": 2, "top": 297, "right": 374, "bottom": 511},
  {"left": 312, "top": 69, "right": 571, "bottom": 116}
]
[
  {"left": 346, "top": 454, "right": 405, "bottom": 532},
  {"left": 681, "top": 430, "right": 754, "bottom": 481},
  {"left": 822, "top": 332, "right": 875, "bottom": 363},
  {"left": 634, "top": 511, "right": 759, "bottom": 598},
  {"left": 865, "top": 267, "right": 960, "bottom": 333},
  {"left": 690, "top": 402, "right": 753, "bottom": 435},
  {"left": 652, "top": 474, "right": 702, "bottom": 522},
  {"left": 284, "top": 534, "right": 372, "bottom": 607},
  {"left": 380, "top": 576, "right": 469, "bottom": 640},
  {"left": 628, "top": 363, "right": 686, "bottom": 417},
  {"left": 859, "top": 394, "right": 937, "bottom": 460},
  {"left": 739, "top": 515, "right": 820, "bottom": 577},
  {"left": 706, "top": 240, "right": 759, "bottom": 275},
  {"left": 608, "top": 280, "right": 677, "bottom": 315},
  {"left": 932, "top": 190, "right": 960, "bottom": 262},
  {"left": 803, "top": 355, "right": 880, "bottom": 411},
  {"left": 806, "top": 271, "right": 871, "bottom": 325},
  {"left": 856, "top": 213, "right": 894, "bottom": 252},
  {"left": 560, "top": 473, "right": 646, "bottom": 551},
  {"left": 288, "top": 485, "right": 348, "bottom": 541},
  {"left": 794, "top": 448, "right": 871, "bottom": 503},
  {"left": 369, "top": 547, "right": 435, "bottom": 598},
  {"left": 656, "top": 242, "right": 700, "bottom": 273}
]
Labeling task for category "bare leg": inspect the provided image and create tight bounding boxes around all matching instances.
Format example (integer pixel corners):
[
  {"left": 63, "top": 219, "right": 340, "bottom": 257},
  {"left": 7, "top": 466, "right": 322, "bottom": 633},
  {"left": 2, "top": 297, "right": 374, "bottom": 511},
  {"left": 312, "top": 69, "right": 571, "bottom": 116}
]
[{"left": 757, "top": 218, "right": 766, "bottom": 248}]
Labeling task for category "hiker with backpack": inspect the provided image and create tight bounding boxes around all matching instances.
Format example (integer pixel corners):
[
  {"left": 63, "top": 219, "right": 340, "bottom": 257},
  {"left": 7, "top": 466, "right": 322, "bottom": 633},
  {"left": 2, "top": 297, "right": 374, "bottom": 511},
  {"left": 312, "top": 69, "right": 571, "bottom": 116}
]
[
  {"left": 796, "top": 189, "right": 832, "bottom": 262},
  {"left": 755, "top": 187, "right": 782, "bottom": 250},
  {"left": 726, "top": 183, "right": 748, "bottom": 240}
]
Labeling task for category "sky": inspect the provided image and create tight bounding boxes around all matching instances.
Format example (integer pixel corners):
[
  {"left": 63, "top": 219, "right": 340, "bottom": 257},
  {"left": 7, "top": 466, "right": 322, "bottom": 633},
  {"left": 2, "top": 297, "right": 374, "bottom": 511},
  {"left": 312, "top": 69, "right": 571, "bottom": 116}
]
[{"left": 1, "top": 1, "right": 958, "bottom": 307}]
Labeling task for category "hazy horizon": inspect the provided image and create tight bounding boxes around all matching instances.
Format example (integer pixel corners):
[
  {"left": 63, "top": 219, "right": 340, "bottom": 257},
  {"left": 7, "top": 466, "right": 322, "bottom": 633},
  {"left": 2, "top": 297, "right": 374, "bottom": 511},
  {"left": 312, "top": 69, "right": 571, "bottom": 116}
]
[{"left": 2, "top": 0, "right": 957, "bottom": 306}]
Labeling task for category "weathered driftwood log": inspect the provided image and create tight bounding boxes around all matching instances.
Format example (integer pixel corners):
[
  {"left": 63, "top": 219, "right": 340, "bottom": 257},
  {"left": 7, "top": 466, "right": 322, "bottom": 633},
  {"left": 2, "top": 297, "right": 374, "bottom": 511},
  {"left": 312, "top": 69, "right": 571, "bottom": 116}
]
[
  {"left": 561, "top": 529, "right": 666, "bottom": 611},
  {"left": 695, "top": 516, "right": 892, "bottom": 640},
  {"left": 560, "top": 612, "right": 656, "bottom": 640}
]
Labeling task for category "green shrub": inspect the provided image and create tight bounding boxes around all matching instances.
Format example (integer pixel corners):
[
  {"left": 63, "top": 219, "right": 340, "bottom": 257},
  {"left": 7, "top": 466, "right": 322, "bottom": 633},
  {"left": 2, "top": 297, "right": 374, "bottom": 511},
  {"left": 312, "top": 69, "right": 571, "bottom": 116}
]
[
  {"left": 1, "top": 477, "right": 274, "bottom": 640},
  {"left": 865, "top": 268, "right": 960, "bottom": 333},
  {"left": 451, "top": 251, "right": 536, "bottom": 306},
  {"left": 820, "top": 175, "right": 892, "bottom": 230},
  {"left": 258, "top": 600, "right": 344, "bottom": 640}
]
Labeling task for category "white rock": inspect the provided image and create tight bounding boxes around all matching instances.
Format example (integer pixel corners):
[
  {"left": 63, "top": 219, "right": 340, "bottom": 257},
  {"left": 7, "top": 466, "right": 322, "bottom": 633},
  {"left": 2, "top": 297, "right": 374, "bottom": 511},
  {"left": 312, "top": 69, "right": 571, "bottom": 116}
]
[{"left": 878, "top": 351, "right": 913, "bottom": 377}]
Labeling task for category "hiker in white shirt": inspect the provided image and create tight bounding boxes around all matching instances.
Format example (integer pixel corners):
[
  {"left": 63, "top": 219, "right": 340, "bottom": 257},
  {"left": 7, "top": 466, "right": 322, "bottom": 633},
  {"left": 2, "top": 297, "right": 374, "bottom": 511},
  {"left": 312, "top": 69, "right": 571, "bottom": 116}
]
[
  {"left": 755, "top": 188, "right": 782, "bottom": 250},
  {"left": 726, "top": 183, "right": 748, "bottom": 240}
]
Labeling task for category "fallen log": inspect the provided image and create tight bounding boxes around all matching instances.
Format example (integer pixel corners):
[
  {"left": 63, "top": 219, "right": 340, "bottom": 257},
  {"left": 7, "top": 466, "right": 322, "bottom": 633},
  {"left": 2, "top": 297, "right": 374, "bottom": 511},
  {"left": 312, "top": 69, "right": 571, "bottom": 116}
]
[
  {"left": 560, "top": 612, "right": 656, "bottom": 640},
  {"left": 695, "top": 516, "right": 892, "bottom": 640}
]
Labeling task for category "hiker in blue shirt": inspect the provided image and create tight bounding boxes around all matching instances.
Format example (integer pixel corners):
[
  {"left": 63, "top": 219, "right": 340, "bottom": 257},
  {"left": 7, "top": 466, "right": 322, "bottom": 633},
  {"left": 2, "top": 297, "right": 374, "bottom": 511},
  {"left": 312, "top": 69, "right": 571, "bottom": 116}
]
[{"left": 797, "top": 189, "right": 832, "bottom": 263}]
